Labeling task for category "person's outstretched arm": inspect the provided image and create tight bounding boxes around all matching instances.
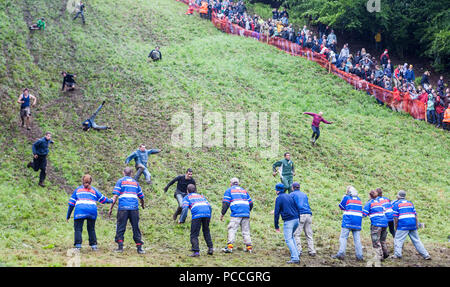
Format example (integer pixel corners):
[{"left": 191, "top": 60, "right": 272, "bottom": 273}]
[
  {"left": 303, "top": 112, "right": 316, "bottom": 117},
  {"left": 125, "top": 151, "right": 136, "bottom": 164},
  {"left": 147, "top": 149, "right": 161, "bottom": 155},
  {"left": 164, "top": 176, "right": 179, "bottom": 192},
  {"left": 321, "top": 118, "right": 333, "bottom": 124}
]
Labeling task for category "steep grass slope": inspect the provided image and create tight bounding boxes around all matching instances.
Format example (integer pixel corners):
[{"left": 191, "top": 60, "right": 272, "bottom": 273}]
[{"left": 0, "top": 0, "right": 448, "bottom": 266}]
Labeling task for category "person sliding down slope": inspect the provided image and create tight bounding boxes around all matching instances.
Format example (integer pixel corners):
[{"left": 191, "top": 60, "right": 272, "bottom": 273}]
[
  {"left": 303, "top": 111, "right": 333, "bottom": 145},
  {"left": 82, "top": 101, "right": 110, "bottom": 131}
]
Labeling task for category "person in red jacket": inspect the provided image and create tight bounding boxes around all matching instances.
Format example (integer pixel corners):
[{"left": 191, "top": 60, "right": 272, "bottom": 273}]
[{"left": 303, "top": 112, "right": 333, "bottom": 145}]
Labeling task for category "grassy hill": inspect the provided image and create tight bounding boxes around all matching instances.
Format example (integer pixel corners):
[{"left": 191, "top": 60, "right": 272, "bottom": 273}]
[{"left": 0, "top": 0, "right": 448, "bottom": 267}]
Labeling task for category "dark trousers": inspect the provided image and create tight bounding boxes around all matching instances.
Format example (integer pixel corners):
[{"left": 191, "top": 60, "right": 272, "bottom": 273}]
[
  {"left": 311, "top": 125, "right": 320, "bottom": 140},
  {"left": 436, "top": 112, "right": 444, "bottom": 126},
  {"left": 388, "top": 220, "right": 395, "bottom": 237},
  {"left": 73, "top": 11, "right": 85, "bottom": 23},
  {"left": 190, "top": 217, "right": 213, "bottom": 252},
  {"left": 115, "top": 210, "right": 143, "bottom": 245},
  {"left": 30, "top": 155, "right": 47, "bottom": 183},
  {"left": 74, "top": 218, "right": 97, "bottom": 246}
]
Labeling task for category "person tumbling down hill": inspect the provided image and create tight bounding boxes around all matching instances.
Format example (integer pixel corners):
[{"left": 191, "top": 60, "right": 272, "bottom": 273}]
[
  {"left": 303, "top": 111, "right": 333, "bottom": 145},
  {"left": 29, "top": 18, "right": 45, "bottom": 31},
  {"left": 148, "top": 46, "right": 162, "bottom": 61},
  {"left": 82, "top": 101, "right": 110, "bottom": 131},
  {"left": 164, "top": 168, "right": 196, "bottom": 221}
]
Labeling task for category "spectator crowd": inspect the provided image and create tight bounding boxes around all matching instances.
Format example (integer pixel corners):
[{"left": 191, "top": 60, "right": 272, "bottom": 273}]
[{"left": 191, "top": 0, "right": 450, "bottom": 130}]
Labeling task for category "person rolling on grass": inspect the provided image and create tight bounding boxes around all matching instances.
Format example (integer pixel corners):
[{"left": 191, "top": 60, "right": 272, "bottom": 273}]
[
  {"left": 27, "top": 131, "right": 54, "bottom": 187},
  {"left": 272, "top": 152, "right": 295, "bottom": 193},
  {"left": 125, "top": 144, "right": 161, "bottom": 184},
  {"left": 164, "top": 168, "right": 196, "bottom": 221},
  {"left": 221, "top": 178, "right": 253, "bottom": 254},
  {"left": 66, "top": 174, "right": 113, "bottom": 251},
  {"left": 29, "top": 17, "right": 45, "bottom": 31},
  {"left": 82, "top": 100, "right": 110, "bottom": 131},
  {"left": 303, "top": 111, "right": 333, "bottom": 145},
  {"left": 108, "top": 167, "right": 146, "bottom": 254},
  {"left": 363, "top": 189, "right": 389, "bottom": 261},
  {"left": 148, "top": 46, "right": 162, "bottom": 61},
  {"left": 61, "top": 71, "right": 76, "bottom": 92},
  {"left": 391, "top": 190, "right": 431, "bottom": 260},
  {"left": 17, "top": 88, "right": 37, "bottom": 130},
  {"left": 376, "top": 187, "right": 395, "bottom": 238},
  {"left": 291, "top": 182, "right": 316, "bottom": 257},
  {"left": 178, "top": 184, "right": 214, "bottom": 257},
  {"left": 332, "top": 186, "right": 364, "bottom": 261},
  {"left": 274, "top": 183, "right": 301, "bottom": 264}
]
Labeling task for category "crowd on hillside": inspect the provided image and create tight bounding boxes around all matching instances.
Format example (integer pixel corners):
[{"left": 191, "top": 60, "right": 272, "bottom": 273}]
[{"left": 190, "top": 0, "right": 450, "bottom": 129}]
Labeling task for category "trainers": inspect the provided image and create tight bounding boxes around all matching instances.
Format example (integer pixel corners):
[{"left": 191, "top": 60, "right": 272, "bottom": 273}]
[
  {"left": 286, "top": 260, "right": 300, "bottom": 264},
  {"left": 27, "top": 162, "right": 33, "bottom": 169},
  {"left": 332, "top": 254, "right": 345, "bottom": 260},
  {"left": 137, "top": 245, "right": 145, "bottom": 254},
  {"left": 356, "top": 257, "right": 364, "bottom": 262},
  {"left": 74, "top": 244, "right": 82, "bottom": 250},
  {"left": 189, "top": 252, "right": 200, "bottom": 257},
  {"left": 309, "top": 252, "right": 316, "bottom": 257},
  {"left": 424, "top": 256, "right": 431, "bottom": 260},
  {"left": 114, "top": 244, "right": 124, "bottom": 253},
  {"left": 222, "top": 247, "right": 233, "bottom": 253},
  {"left": 91, "top": 245, "right": 98, "bottom": 251},
  {"left": 38, "top": 182, "right": 45, "bottom": 187},
  {"left": 207, "top": 248, "right": 214, "bottom": 255},
  {"left": 244, "top": 249, "right": 253, "bottom": 254}
]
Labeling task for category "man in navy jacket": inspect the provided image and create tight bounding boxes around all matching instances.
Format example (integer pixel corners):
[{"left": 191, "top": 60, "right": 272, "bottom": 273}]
[
  {"left": 274, "top": 183, "right": 300, "bottom": 264},
  {"left": 27, "top": 132, "right": 54, "bottom": 187}
]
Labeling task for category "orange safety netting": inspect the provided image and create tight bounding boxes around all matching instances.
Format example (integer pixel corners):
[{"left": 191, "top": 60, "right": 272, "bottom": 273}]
[{"left": 176, "top": 0, "right": 426, "bottom": 120}]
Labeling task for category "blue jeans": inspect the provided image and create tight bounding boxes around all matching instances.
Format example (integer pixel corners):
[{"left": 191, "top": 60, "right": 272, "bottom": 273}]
[
  {"left": 135, "top": 164, "right": 151, "bottom": 183},
  {"left": 337, "top": 228, "right": 363, "bottom": 259},
  {"left": 283, "top": 218, "right": 300, "bottom": 261},
  {"left": 394, "top": 229, "right": 429, "bottom": 258},
  {"left": 311, "top": 125, "right": 320, "bottom": 140}
]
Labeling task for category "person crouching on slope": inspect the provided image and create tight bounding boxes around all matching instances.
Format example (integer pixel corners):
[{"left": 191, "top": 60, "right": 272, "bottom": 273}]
[
  {"left": 66, "top": 174, "right": 113, "bottom": 251},
  {"left": 303, "top": 111, "right": 333, "bottom": 145},
  {"left": 179, "top": 184, "right": 214, "bottom": 257}
]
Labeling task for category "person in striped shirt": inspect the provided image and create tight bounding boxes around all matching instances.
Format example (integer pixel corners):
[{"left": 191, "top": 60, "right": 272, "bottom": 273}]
[
  {"left": 332, "top": 186, "right": 363, "bottom": 261},
  {"left": 220, "top": 178, "right": 253, "bottom": 254},
  {"left": 108, "top": 167, "right": 146, "bottom": 254},
  {"left": 66, "top": 174, "right": 112, "bottom": 250},
  {"left": 179, "top": 184, "right": 214, "bottom": 257},
  {"left": 392, "top": 190, "right": 431, "bottom": 260},
  {"left": 363, "top": 190, "right": 389, "bottom": 261},
  {"left": 376, "top": 187, "right": 395, "bottom": 237}
]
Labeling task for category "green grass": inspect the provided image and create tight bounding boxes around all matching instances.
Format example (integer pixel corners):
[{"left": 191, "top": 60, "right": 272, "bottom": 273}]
[{"left": 0, "top": 0, "right": 448, "bottom": 267}]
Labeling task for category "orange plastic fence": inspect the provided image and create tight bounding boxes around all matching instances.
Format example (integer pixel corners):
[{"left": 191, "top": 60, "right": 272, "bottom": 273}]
[{"left": 176, "top": 0, "right": 426, "bottom": 120}]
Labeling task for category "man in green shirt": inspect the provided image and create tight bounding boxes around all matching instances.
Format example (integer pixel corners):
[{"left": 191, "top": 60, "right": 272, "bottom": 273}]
[
  {"left": 29, "top": 18, "right": 45, "bottom": 31},
  {"left": 272, "top": 152, "right": 295, "bottom": 193}
]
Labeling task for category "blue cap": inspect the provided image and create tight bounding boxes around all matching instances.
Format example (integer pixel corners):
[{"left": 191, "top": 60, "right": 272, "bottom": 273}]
[
  {"left": 275, "top": 183, "right": 285, "bottom": 192},
  {"left": 292, "top": 182, "right": 300, "bottom": 189}
]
